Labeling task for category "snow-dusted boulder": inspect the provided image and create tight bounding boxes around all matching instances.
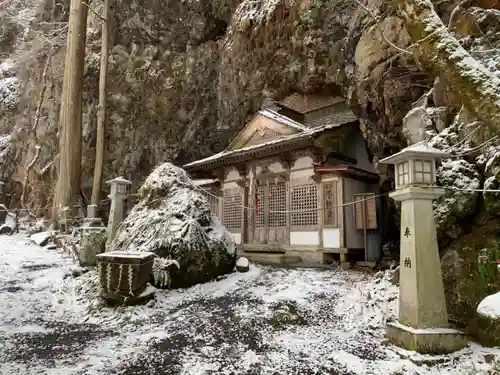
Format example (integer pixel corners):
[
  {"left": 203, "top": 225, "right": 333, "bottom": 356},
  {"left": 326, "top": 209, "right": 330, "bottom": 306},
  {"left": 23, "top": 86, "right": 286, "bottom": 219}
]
[
  {"left": 236, "top": 257, "right": 249, "bottom": 273},
  {"left": 110, "top": 163, "right": 236, "bottom": 289},
  {"left": 477, "top": 291, "right": 500, "bottom": 346},
  {"left": 478, "top": 292, "right": 500, "bottom": 321},
  {"left": 434, "top": 158, "right": 481, "bottom": 246},
  {"left": 30, "top": 231, "right": 53, "bottom": 247}
]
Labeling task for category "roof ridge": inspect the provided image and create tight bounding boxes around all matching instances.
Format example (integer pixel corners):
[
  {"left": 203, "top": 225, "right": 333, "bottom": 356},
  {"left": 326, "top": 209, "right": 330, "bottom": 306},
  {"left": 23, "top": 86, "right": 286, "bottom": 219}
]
[{"left": 258, "top": 108, "right": 309, "bottom": 131}]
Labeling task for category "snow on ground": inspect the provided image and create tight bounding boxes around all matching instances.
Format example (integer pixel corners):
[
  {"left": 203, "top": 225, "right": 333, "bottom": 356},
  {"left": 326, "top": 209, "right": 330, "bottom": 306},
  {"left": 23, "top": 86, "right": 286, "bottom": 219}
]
[{"left": 0, "top": 235, "right": 499, "bottom": 375}]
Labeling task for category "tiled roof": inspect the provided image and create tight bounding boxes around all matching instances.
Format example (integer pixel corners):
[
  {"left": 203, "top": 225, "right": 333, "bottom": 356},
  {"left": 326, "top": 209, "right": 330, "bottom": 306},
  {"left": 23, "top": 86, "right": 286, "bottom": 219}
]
[
  {"left": 278, "top": 93, "right": 345, "bottom": 114},
  {"left": 184, "top": 123, "right": 344, "bottom": 170},
  {"left": 305, "top": 109, "right": 358, "bottom": 129},
  {"left": 183, "top": 100, "right": 359, "bottom": 171}
]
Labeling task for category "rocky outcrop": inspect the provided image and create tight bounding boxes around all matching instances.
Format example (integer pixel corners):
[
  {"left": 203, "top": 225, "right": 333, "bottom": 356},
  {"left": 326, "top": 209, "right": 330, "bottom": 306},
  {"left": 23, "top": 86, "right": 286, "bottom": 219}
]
[
  {"left": 441, "top": 221, "right": 500, "bottom": 346},
  {"left": 109, "top": 163, "right": 236, "bottom": 289},
  {"left": 0, "top": 0, "right": 431, "bottom": 210}
]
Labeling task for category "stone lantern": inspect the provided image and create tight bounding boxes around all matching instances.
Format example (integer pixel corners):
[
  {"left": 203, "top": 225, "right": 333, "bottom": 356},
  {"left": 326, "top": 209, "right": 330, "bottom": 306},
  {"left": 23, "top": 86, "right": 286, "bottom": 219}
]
[
  {"left": 390, "top": 143, "right": 442, "bottom": 189},
  {"left": 106, "top": 176, "right": 132, "bottom": 246},
  {"left": 380, "top": 141, "right": 468, "bottom": 354}
]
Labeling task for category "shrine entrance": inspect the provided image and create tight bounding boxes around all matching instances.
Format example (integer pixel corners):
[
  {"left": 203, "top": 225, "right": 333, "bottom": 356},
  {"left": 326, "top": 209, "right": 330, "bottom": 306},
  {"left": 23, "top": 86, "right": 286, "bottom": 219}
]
[{"left": 251, "top": 180, "right": 289, "bottom": 245}]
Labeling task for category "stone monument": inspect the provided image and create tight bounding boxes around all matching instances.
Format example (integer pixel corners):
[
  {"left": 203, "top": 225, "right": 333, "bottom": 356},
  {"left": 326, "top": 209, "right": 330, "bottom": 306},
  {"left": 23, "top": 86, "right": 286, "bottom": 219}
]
[
  {"left": 106, "top": 176, "right": 131, "bottom": 246},
  {"left": 83, "top": 204, "right": 104, "bottom": 227},
  {"left": 380, "top": 142, "right": 468, "bottom": 354}
]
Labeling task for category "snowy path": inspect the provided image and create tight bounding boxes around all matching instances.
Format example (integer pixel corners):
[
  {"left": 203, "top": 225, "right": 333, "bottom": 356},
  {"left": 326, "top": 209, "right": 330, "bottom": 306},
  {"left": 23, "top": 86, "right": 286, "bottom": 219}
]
[{"left": 0, "top": 235, "right": 499, "bottom": 374}]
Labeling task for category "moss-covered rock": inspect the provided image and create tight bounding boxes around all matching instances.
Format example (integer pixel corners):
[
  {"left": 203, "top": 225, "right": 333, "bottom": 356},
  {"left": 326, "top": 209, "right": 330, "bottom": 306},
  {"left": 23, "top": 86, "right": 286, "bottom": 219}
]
[
  {"left": 441, "top": 221, "right": 500, "bottom": 346},
  {"left": 110, "top": 162, "right": 236, "bottom": 289}
]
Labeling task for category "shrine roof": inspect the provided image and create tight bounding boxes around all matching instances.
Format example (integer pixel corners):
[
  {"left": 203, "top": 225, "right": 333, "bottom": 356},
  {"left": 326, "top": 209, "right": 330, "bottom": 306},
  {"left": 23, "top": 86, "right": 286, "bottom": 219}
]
[
  {"left": 304, "top": 108, "right": 358, "bottom": 128},
  {"left": 183, "top": 122, "right": 353, "bottom": 171},
  {"left": 278, "top": 93, "right": 345, "bottom": 114},
  {"left": 258, "top": 108, "right": 308, "bottom": 131}
]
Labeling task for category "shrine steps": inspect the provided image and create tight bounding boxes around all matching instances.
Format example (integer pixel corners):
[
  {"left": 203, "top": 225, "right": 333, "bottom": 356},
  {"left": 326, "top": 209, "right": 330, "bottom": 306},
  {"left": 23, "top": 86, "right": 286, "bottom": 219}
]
[{"left": 236, "top": 244, "right": 350, "bottom": 267}]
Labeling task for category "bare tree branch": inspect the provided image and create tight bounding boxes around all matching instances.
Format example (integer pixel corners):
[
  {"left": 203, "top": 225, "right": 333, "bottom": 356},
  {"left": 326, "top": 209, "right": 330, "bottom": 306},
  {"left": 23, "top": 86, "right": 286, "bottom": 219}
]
[{"left": 82, "top": 1, "right": 106, "bottom": 21}]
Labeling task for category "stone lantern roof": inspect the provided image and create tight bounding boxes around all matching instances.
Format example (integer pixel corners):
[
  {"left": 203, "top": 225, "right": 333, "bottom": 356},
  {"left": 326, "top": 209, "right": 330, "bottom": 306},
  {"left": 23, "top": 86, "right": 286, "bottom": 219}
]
[
  {"left": 106, "top": 176, "right": 132, "bottom": 185},
  {"left": 379, "top": 141, "right": 451, "bottom": 165}
]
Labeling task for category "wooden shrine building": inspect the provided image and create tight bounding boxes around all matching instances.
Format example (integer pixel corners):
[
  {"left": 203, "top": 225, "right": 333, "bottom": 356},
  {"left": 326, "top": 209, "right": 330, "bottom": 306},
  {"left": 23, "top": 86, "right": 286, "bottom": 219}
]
[{"left": 183, "top": 93, "right": 382, "bottom": 266}]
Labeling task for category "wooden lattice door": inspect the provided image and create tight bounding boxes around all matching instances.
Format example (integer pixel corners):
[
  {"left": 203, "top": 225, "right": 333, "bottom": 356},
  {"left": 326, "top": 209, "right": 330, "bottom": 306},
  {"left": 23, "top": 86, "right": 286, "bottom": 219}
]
[
  {"left": 253, "top": 185, "right": 266, "bottom": 244},
  {"left": 250, "top": 182, "right": 288, "bottom": 245},
  {"left": 268, "top": 181, "right": 288, "bottom": 244}
]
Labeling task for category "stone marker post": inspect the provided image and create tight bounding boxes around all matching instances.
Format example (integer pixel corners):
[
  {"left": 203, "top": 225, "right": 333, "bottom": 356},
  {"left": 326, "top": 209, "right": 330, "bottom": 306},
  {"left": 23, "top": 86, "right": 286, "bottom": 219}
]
[
  {"left": 106, "top": 176, "right": 131, "bottom": 245},
  {"left": 380, "top": 141, "right": 468, "bottom": 354},
  {"left": 84, "top": 203, "right": 104, "bottom": 227},
  {"left": 59, "top": 206, "right": 71, "bottom": 234}
]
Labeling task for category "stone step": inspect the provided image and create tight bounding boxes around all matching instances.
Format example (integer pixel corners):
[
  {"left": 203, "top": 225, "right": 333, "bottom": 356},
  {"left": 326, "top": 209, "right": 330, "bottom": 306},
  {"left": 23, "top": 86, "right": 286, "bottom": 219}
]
[{"left": 239, "top": 252, "right": 301, "bottom": 265}]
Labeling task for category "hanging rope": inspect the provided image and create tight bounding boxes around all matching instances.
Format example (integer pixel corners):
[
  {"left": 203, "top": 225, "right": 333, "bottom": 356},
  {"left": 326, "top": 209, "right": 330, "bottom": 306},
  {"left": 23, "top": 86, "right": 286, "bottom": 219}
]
[{"left": 194, "top": 181, "right": 500, "bottom": 214}]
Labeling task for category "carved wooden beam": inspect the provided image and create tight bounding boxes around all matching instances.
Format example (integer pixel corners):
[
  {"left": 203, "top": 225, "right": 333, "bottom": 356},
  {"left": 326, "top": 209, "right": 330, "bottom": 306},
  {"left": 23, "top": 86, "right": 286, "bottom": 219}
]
[
  {"left": 312, "top": 150, "right": 328, "bottom": 167},
  {"left": 235, "top": 164, "right": 247, "bottom": 178},
  {"left": 212, "top": 168, "right": 228, "bottom": 182},
  {"left": 311, "top": 171, "right": 322, "bottom": 183}
]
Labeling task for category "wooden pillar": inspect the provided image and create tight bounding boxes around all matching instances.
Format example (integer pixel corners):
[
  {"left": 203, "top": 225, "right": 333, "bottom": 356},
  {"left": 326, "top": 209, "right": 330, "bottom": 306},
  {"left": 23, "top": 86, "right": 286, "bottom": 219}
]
[
  {"left": 214, "top": 169, "right": 225, "bottom": 222},
  {"left": 317, "top": 178, "right": 324, "bottom": 248},
  {"left": 237, "top": 165, "right": 248, "bottom": 245},
  {"left": 338, "top": 177, "right": 345, "bottom": 248},
  {"left": 286, "top": 163, "right": 291, "bottom": 245},
  {"left": 264, "top": 179, "right": 269, "bottom": 244},
  {"left": 218, "top": 189, "right": 223, "bottom": 220},
  {"left": 248, "top": 164, "right": 256, "bottom": 244}
]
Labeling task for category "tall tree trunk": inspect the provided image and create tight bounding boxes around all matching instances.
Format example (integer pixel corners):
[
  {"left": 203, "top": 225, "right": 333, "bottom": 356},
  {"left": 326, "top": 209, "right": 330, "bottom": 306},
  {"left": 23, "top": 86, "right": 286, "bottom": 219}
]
[
  {"left": 52, "top": 0, "right": 88, "bottom": 220},
  {"left": 90, "top": 0, "right": 110, "bottom": 209},
  {"left": 397, "top": 0, "right": 500, "bottom": 129}
]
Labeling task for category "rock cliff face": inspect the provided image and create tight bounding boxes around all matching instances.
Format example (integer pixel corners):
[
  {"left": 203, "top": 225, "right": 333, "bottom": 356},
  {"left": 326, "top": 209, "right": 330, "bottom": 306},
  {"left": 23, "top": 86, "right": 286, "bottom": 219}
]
[
  {"left": 0, "top": 0, "right": 429, "bottom": 209},
  {"left": 1, "top": 0, "right": 500, "bottom": 343}
]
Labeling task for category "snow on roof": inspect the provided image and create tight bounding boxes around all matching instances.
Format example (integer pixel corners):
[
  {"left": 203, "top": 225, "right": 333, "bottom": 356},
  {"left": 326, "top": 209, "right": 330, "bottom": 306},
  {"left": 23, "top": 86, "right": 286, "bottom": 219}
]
[
  {"left": 258, "top": 108, "right": 309, "bottom": 131},
  {"left": 192, "top": 178, "right": 218, "bottom": 186},
  {"left": 379, "top": 141, "right": 451, "bottom": 164},
  {"left": 106, "top": 176, "right": 132, "bottom": 185},
  {"left": 183, "top": 123, "right": 345, "bottom": 169},
  {"left": 225, "top": 108, "right": 309, "bottom": 151}
]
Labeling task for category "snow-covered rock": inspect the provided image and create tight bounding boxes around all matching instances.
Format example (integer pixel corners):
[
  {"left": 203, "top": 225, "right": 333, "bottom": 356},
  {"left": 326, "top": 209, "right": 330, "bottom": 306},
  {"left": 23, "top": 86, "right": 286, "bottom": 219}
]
[
  {"left": 110, "top": 163, "right": 236, "bottom": 289},
  {"left": 478, "top": 292, "right": 500, "bottom": 320},
  {"left": 434, "top": 158, "right": 481, "bottom": 245},
  {"left": 29, "top": 231, "right": 53, "bottom": 247},
  {"left": 236, "top": 257, "right": 250, "bottom": 272}
]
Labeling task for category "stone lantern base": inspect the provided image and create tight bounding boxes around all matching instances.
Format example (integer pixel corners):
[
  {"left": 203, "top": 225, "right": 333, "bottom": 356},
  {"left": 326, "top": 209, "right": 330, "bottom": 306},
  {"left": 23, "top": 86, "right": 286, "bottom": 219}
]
[{"left": 386, "top": 322, "right": 468, "bottom": 354}]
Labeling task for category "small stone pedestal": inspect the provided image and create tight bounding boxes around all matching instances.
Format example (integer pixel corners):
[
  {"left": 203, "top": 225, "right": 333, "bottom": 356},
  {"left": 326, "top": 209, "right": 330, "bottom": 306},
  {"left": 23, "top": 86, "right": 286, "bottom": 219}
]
[
  {"left": 380, "top": 142, "right": 468, "bottom": 354},
  {"left": 386, "top": 322, "right": 467, "bottom": 354},
  {"left": 78, "top": 227, "right": 107, "bottom": 266},
  {"left": 83, "top": 204, "right": 104, "bottom": 228},
  {"left": 96, "top": 251, "right": 156, "bottom": 305}
]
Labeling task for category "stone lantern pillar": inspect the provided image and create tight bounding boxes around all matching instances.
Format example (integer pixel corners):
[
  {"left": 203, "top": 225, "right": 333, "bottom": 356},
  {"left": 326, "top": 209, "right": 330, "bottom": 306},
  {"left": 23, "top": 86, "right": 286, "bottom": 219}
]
[
  {"left": 106, "top": 176, "right": 131, "bottom": 245},
  {"left": 380, "top": 141, "right": 468, "bottom": 354}
]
